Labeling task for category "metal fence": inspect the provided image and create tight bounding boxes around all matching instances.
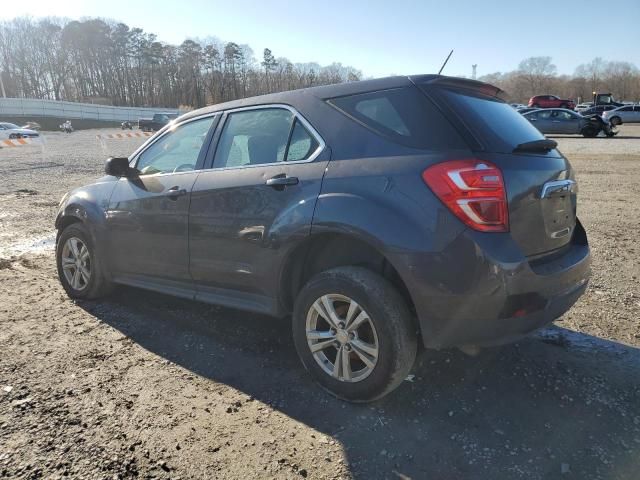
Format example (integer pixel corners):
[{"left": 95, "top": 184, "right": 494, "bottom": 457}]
[{"left": 0, "top": 98, "right": 180, "bottom": 122}]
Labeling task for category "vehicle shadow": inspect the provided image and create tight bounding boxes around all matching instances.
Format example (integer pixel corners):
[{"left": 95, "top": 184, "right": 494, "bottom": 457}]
[
  {"left": 80, "top": 287, "right": 640, "bottom": 479},
  {"left": 547, "top": 135, "right": 640, "bottom": 140}
]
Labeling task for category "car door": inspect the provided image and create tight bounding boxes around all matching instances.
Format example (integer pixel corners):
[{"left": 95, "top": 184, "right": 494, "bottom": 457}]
[
  {"left": 556, "top": 110, "right": 581, "bottom": 133},
  {"left": 106, "top": 114, "right": 218, "bottom": 288},
  {"left": 533, "top": 109, "right": 554, "bottom": 133},
  {"left": 188, "top": 105, "right": 330, "bottom": 314},
  {"left": 633, "top": 106, "right": 640, "bottom": 122},
  {"left": 617, "top": 106, "right": 632, "bottom": 122}
]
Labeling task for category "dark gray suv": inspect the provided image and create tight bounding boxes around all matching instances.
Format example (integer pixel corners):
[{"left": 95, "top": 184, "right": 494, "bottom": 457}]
[{"left": 55, "top": 75, "right": 590, "bottom": 402}]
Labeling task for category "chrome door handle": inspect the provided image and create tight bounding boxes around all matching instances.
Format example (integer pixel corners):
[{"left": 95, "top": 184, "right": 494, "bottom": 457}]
[
  {"left": 165, "top": 186, "right": 187, "bottom": 199},
  {"left": 266, "top": 175, "right": 299, "bottom": 189}
]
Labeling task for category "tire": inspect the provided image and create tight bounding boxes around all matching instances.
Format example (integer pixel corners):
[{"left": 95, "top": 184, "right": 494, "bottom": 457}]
[
  {"left": 292, "top": 266, "right": 417, "bottom": 402},
  {"left": 56, "top": 223, "right": 113, "bottom": 300},
  {"left": 582, "top": 126, "right": 598, "bottom": 138},
  {"left": 609, "top": 116, "right": 622, "bottom": 126},
  {"left": 9, "top": 133, "right": 19, "bottom": 139}
]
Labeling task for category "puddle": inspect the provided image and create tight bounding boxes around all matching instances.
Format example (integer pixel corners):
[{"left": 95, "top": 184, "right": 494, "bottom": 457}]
[{"left": 0, "top": 232, "right": 56, "bottom": 259}]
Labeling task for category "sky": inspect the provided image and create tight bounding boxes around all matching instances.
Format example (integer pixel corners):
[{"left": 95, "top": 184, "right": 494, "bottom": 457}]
[{"left": 2, "top": 0, "right": 639, "bottom": 78}]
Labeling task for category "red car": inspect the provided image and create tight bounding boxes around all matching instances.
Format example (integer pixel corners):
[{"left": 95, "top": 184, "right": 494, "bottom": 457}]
[{"left": 528, "top": 95, "right": 575, "bottom": 110}]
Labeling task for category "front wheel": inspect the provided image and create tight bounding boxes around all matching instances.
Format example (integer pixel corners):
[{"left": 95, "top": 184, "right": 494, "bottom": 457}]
[
  {"left": 582, "top": 126, "right": 599, "bottom": 138},
  {"left": 56, "top": 223, "right": 113, "bottom": 299},
  {"left": 609, "top": 116, "right": 622, "bottom": 126},
  {"left": 292, "top": 266, "right": 417, "bottom": 402}
]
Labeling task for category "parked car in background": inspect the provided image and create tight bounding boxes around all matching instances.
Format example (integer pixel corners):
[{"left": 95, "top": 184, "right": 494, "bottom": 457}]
[
  {"left": 22, "top": 121, "right": 41, "bottom": 131},
  {"left": 602, "top": 105, "right": 640, "bottom": 126},
  {"left": 528, "top": 95, "right": 575, "bottom": 110},
  {"left": 579, "top": 105, "right": 617, "bottom": 117},
  {"left": 523, "top": 108, "right": 607, "bottom": 137},
  {"left": 138, "top": 113, "right": 179, "bottom": 132},
  {"left": 55, "top": 75, "right": 590, "bottom": 402},
  {"left": 0, "top": 122, "right": 40, "bottom": 139},
  {"left": 575, "top": 102, "right": 593, "bottom": 112},
  {"left": 516, "top": 107, "right": 539, "bottom": 115}
]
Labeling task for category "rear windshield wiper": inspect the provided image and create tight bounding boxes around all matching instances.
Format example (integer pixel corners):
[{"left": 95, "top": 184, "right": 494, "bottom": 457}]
[{"left": 513, "top": 139, "right": 558, "bottom": 153}]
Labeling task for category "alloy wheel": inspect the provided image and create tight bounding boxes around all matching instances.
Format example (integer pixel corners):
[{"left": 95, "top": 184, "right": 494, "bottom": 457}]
[
  {"left": 61, "top": 237, "right": 91, "bottom": 291},
  {"left": 305, "top": 294, "right": 379, "bottom": 383}
]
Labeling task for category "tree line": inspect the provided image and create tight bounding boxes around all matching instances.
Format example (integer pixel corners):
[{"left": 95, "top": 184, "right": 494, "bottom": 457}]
[
  {"left": 479, "top": 56, "right": 640, "bottom": 104},
  {"left": 1, "top": 17, "right": 638, "bottom": 108},
  {"left": 0, "top": 17, "right": 362, "bottom": 108}
]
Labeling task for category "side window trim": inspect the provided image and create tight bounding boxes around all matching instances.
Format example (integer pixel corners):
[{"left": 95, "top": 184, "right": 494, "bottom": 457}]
[
  {"left": 203, "top": 104, "right": 326, "bottom": 171},
  {"left": 129, "top": 113, "right": 220, "bottom": 173}
]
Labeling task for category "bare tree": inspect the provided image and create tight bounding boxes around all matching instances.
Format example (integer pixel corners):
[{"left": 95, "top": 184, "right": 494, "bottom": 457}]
[
  {"left": 517, "top": 56, "right": 557, "bottom": 97},
  {"left": 0, "top": 16, "right": 363, "bottom": 108}
]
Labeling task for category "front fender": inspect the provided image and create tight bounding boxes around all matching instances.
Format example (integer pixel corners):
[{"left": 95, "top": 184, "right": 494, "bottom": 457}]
[{"left": 55, "top": 178, "right": 118, "bottom": 255}]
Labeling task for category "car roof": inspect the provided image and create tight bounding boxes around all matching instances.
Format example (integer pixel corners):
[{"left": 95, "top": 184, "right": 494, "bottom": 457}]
[{"left": 178, "top": 74, "right": 504, "bottom": 122}]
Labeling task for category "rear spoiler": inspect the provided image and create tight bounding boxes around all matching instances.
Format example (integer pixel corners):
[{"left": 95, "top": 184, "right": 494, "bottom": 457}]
[{"left": 410, "top": 74, "right": 506, "bottom": 101}]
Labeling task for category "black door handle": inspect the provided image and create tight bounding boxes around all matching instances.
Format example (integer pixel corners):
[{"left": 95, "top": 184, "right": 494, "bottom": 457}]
[
  {"left": 266, "top": 175, "right": 299, "bottom": 189},
  {"left": 165, "top": 186, "right": 187, "bottom": 199}
]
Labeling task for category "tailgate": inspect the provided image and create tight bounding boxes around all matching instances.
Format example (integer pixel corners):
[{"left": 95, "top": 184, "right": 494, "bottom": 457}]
[{"left": 416, "top": 78, "right": 577, "bottom": 256}]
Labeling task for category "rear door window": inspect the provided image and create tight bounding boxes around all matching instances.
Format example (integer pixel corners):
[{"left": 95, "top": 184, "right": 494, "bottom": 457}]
[
  {"left": 286, "top": 119, "right": 319, "bottom": 161},
  {"left": 212, "top": 108, "right": 322, "bottom": 168},
  {"left": 213, "top": 109, "right": 293, "bottom": 168},
  {"left": 327, "top": 86, "right": 466, "bottom": 150},
  {"left": 427, "top": 87, "right": 547, "bottom": 153}
]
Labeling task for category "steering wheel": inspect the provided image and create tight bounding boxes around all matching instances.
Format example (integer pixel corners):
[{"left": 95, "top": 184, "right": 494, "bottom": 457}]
[{"left": 173, "top": 163, "right": 194, "bottom": 173}]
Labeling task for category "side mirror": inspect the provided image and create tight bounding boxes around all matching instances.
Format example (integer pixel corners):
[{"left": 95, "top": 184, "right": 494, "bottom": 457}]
[{"left": 105, "top": 157, "right": 133, "bottom": 177}]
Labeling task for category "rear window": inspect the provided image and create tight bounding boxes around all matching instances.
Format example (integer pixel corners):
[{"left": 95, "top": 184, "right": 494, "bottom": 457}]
[
  {"left": 327, "top": 86, "right": 466, "bottom": 150},
  {"left": 433, "top": 88, "right": 546, "bottom": 153}
]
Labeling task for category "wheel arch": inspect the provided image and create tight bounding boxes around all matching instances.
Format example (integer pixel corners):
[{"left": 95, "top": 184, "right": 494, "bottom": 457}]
[{"left": 278, "top": 232, "right": 417, "bottom": 323}]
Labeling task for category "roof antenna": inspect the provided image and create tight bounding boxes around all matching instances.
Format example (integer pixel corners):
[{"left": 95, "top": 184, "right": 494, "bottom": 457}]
[{"left": 438, "top": 49, "right": 454, "bottom": 75}]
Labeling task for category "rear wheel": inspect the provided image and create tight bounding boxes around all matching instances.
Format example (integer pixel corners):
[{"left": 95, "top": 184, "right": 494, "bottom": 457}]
[
  {"left": 56, "top": 223, "right": 113, "bottom": 299},
  {"left": 292, "top": 266, "right": 417, "bottom": 402},
  {"left": 582, "top": 126, "right": 599, "bottom": 138},
  {"left": 8, "top": 133, "right": 19, "bottom": 139},
  {"left": 609, "top": 116, "right": 622, "bottom": 126}
]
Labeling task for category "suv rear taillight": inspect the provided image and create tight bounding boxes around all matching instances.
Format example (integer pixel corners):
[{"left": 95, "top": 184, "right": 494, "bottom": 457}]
[{"left": 422, "top": 159, "right": 509, "bottom": 232}]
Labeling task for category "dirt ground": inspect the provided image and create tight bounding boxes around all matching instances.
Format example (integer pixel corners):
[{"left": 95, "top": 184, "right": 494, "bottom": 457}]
[{"left": 1, "top": 127, "right": 639, "bottom": 479}]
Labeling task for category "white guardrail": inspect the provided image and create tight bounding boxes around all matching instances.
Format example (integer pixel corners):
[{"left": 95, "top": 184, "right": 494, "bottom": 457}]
[{"left": 0, "top": 98, "right": 180, "bottom": 122}]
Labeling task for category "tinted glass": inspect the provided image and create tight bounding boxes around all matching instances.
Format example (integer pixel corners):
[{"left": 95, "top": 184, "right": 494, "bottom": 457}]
[
  {"left": 136, "top": 116, "right": 214, "bottom": 175},
  {"left": 286, "top": 119, "right": 319, "bottom": 161},
  {"left": 436, "top": 88, "right": 546, "bottom": 153},
  {"left": 328, "top": 86, "right": 466, "bottom": 150},
  {"left": 214, "top": 109, "right": 294, "bottom": 168}
]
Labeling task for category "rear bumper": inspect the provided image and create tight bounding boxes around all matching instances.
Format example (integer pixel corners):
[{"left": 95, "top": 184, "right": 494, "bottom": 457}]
[{"left": 392, "top": 220, "right": 591, "bottom": 349}]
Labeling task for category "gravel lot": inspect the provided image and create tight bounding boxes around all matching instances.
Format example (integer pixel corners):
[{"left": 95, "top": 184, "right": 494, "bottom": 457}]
[{"left": 1, "top": 127, "right": 639, "bottom": 479}]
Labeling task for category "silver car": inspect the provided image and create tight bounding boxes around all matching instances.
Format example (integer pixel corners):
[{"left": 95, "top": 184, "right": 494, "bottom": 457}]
[
  {"left": 602, "top": 105, "right": 640, "bottom": 126},
  {"left": 0, "top": 122, "right": 40, "bottom": 140},
  {"left": 523, "top": 108, "right": 595, "bottom": 136}
]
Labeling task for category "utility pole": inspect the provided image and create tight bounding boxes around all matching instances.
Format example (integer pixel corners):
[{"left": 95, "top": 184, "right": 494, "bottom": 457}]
[
  {"left": 0, "top": 73, "right": 6, "bottom": 98},
  {"left": 472, "top": 64, "right": 477, "bottom": 80}
]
